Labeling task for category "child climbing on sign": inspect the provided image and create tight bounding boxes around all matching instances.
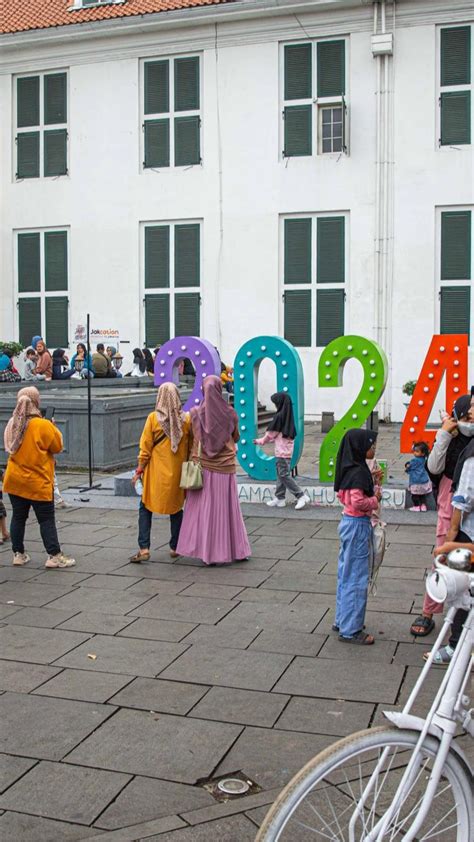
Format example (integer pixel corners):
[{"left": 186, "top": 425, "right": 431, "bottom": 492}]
[
  {"left": 334, "top": 429, "right": 381, "bottom": 645},
  {"left": 405, "top": 441, "right": 432, "bottom": 512},
  {"left": 254, "top": 392, "right": 310, "bottom": 510}
]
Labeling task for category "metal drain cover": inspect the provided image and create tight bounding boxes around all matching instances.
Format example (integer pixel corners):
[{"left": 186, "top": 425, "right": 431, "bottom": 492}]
[
  {"left": 198, "top": 770, "right": 261, "bottom": 801},
  {"left": 217, "top": 778, "right": 251, "bottom": 795}
]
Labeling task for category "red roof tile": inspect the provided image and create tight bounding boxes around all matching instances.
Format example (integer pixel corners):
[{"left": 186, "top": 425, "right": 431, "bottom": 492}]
[{"left": 1, "top": 0, "right": 233, "bottom": 35}]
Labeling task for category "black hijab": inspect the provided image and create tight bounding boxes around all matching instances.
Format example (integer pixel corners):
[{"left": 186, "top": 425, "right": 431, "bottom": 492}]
[
  {"left": 267, "top": 392, "right": 297, "bottom": 440},
  {"left": 133, "top": 348, "right": 146, "bottom": 374},
  {"left": 334, "top": 429, "right": 378, "bottom": 495},
  {"left": 143, "top": 348, "right": 154, "bottom": 374},
  {"left": 452, "top": 439, "right": 474, "bottom": 492},
  {"left": 439, "top": 394, "right": 472, "bottom": 480}
]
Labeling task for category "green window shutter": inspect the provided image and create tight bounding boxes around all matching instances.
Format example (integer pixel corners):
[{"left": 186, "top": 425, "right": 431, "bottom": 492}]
[
  {"left": 284, "top": 219, "right": 311, "bottom": 284},
  {"left": 18, "top": 298, "right": 41, "bottom": 348},
  {"left": 144, "top": 119, "right": 170, "bottom": 168},
  {"left": 441, "top": 27, "right": 471, "bottom": 86},
  {"left": 174, "top": 57, "right": 200, "bottom": 112},
  {"left": 317, "top": 289, "right": 345, "bottom": 346},
  {"left": 284, "top": 105, "right": 312, "bottom": 156},
  {"left": 45, "top": 231, "right": 68, "bottom": 291},
  {"left": 145, "top": 294, "right": 170, "bottom": 346},
  {"left": 440, "top": 286, "right": 471, "bottom": 340},
  {"left": 44, "top": 129, "right": 67, "bottom": 177},
  {"left": 44, "top": 73, "right": 67, "bottom": 124},
  {"left": 18, "top": 233, "right": 41, "bottom": 293},
  {"left": 440, "top": 91, "right": 471, "bottom": 145},
  {"left": 17, "top": 132, "right": 40, "bottom": 178},
  {"left": 441, "top": 211, "right": 471, "bottom": 280},
  {"left": 317, "top": 40, "right": 345, "bottom": 97},
  {"left": 46, "top": 297, "right": 69, "bottom": 347},
  {"left": 317, "top": 216, "right": 345, "bottom": 283},
  {"left": 145, "top": 226, "right": 170, "bottom": 289},
  {"left": 175, "top": 224, "right": 200, "bottom": 288},
  {"left": 284, "top": 43, "right": 312, "bottom": 100},
  {"left": 284, "top": 289, "right": 311, "bottom": 347},
  {"left": 175, "top": 116, "right": 200, "bottom": 166},
  {"left": 175, "top": 292, "right": 200, "bottom": 336},
  {"left": 17, "top": 76, "right": 39, "bottom": 127},
  {"left": 144, "top": 61, "right": 169, "bottom": 114}
]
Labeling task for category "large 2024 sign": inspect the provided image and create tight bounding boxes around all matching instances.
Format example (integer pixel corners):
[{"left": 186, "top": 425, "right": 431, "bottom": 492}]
[{"left": 155, "top": 334, "right": 469, "bottom": 482}]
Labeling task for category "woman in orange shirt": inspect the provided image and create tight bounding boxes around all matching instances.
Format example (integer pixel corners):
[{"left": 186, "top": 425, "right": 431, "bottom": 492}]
[{"left": 3, "top": 387, "right": 75, "bottom": 569}]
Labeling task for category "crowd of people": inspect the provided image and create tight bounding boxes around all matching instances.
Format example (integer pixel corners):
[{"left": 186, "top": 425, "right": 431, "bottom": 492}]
[
  {"left": 0, "top": 340, "right": 235, "bottom": 390},
  {"left": 0, "top": 355, "right": 472, "bottom": 662}
]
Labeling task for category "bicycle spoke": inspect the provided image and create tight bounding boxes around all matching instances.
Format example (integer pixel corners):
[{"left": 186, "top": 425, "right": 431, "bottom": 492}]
[{"left": 261, "top": 733, "right": 469, "bottom": 842}]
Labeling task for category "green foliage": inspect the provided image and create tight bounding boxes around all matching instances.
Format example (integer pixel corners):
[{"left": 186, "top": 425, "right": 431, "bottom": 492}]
[
  {"left": 402, "top": 380, "right": 417, "bottom": 397},
  {"left": 0, "top": 341, "right": 24, "bottom": 357}
]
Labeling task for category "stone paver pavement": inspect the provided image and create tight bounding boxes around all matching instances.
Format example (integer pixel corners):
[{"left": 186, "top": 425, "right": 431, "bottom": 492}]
[{"left": 0, "top": 502, "right": 467, "bottom": 841}]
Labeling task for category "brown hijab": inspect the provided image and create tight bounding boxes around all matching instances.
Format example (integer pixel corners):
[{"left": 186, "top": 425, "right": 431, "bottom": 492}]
[
  {"left": 155, "top": 382, "right": 185, "bottom": 453},
  {"left": 4, "top": 386, "right": 42, "bottom": 455},
  {"left": 191, "top": 375, "right": 238, "bottom": 458}
]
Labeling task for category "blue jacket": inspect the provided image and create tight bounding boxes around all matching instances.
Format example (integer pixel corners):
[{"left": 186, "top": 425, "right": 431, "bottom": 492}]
[
  {"left": 406, "top": 456, "right": 429, "bottom": 485},
  {"left": 0, "top": 353, "right": 10, "bottom": 372},
  {"left": 70, "top": 352, "right": 94, "bottom": 372}
]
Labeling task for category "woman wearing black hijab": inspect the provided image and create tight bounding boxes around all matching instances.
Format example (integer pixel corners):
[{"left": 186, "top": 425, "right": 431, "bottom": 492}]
[
  {"left": 334, "top": 428, "right": 381, "bottom": 645},
  {"left": 254, "top": 392, "right": 309, "bottom": 510},
  {"left": 142, "top": 348, "right": 155, "bottom": 376}
]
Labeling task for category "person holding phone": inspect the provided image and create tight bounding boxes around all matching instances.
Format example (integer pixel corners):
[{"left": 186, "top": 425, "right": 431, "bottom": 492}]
[
  {"left": 410, "top": 392, "right": 473, "bottom": 637},
  {"left": 2, "top": 387, "right": 75, "bottom": 569}
]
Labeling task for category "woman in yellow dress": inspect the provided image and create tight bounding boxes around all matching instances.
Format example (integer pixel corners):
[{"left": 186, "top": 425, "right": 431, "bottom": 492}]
[{"left": 129, "top": 382, "right": 192, "bottom": 563}]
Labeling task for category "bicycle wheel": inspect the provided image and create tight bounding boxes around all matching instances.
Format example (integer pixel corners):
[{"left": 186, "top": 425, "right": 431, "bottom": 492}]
[{"left": 256, "top": 726, "right": 472, "bottom": 841}]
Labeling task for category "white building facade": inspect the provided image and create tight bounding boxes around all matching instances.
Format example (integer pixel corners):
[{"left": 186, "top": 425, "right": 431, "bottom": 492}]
[{"left": 0, "top": 0, "right": 472, "bottom": 420}]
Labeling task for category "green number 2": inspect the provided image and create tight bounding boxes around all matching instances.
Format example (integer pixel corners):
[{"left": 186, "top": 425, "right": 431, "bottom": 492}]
[{"left": 318, "top": 335, "right": 388, "bottom": 482}]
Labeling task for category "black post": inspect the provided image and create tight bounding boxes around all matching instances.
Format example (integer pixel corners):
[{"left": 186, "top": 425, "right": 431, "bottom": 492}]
[{"left": 87, "top": 313, "right": 93, "bottom": 488}]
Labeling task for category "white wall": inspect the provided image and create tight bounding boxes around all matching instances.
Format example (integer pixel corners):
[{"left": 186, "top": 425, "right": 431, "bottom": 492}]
[{"left": 0, "top": 2, "right": 472, "bottom": 420}]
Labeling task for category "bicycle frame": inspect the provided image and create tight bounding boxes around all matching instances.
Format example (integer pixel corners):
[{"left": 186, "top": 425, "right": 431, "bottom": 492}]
[{"left": 348, "top": 566, "right": 473, "bottom": 842}]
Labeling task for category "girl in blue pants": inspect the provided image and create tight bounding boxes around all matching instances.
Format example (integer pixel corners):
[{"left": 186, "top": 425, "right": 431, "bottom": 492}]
[{"left": 334, "top": 429, "right": 381, "bottom": 645}]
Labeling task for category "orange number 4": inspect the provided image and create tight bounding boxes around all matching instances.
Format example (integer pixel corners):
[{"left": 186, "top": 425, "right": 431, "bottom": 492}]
[{"left": 400, "top": 334, "right": 468, "bottom": 453}]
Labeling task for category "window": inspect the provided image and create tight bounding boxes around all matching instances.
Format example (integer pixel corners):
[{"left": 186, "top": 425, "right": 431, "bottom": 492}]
[
  {"left": 16, "top": 229, "right": 69, "bottom": 347},
  {"left": 439, "top": 209, "right": 472, "bottom": 342},
  {"left": 143, "top": 222, "right": 201, "bottom": 346},
  {"left": 282, "top": 40, "right": 347, "bottom": 158},
  {"left": 15, "top": 72, "right": 68, "bottom": 179},
  {"left": 70, "top": 0, "right": 125, "bottom": 7},
  {"left": 319, "top": 106, "right": 344, "bottom": 153},
  {"left": 282, "top": 214, "right": 346, "bottom": 346},
  {"left": 142, "top": 57, "right": 201, "bottom": 169},
  {"left": 439, "top": 26, "right": 472, "bottom": 146}
]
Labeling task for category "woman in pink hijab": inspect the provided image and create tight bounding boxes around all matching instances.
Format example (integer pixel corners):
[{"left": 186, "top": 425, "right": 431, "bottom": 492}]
[{"left": 177, "top": 375, "right": 251, "bottom": 565}]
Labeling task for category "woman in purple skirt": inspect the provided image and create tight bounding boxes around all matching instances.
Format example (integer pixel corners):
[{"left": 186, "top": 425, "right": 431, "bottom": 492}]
[{"left": 177, "top": 375, "right": 251, "bottom": 566}]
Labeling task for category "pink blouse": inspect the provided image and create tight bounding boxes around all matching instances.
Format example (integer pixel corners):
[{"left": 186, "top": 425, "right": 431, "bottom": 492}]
[
  {"left": 337, "top": 488, "right": 379, "bottom": 517},
  {"left": 255, "top": 430, "right": 294, "bottom": 459}
]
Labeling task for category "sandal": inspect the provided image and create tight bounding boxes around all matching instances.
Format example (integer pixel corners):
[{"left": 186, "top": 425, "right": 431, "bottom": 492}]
[
  {"left": 338, "top": 630, "right": 374, "bottom": 645},
  {"left": 129, "top": 550, "right": 150, "bottom": 563},
  {"left": 410, "top": 615, "right": 435, "bottom": 637},
  {"left": 423, "top": 645, "right": 454, "bottom": 664}
]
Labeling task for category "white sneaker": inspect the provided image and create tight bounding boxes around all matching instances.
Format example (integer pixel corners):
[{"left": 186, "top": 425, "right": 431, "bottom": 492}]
[
  {"left": 13, "top": 552, "right": 30, "bottom": 566},
  {"left": 55, "top": 499, "right": 71, "bottom": 509},
  {"left": 295, "top": 493, "right": 311, "bottom": 511},
  {"left": 45, "top": 553, "right": 76, "bottom": 569},
  {"left": 266, "top": 498, "right": 286, "bottom": 508}
]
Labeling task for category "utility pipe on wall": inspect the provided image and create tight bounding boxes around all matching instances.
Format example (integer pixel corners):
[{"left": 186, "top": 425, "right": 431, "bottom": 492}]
[{"left": 372, "top": 0, "right": 394, "bottom": 419}]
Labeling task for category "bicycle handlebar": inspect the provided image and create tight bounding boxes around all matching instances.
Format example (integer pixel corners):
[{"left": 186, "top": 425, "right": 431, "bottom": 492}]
[{"left": 427, "top": 557, "right": 474, "bottom": 607}]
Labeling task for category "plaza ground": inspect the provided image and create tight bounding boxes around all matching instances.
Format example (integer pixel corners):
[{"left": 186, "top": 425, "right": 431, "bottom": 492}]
[{"left": 0, "top": 501, "right": 471, "bottom": 841}]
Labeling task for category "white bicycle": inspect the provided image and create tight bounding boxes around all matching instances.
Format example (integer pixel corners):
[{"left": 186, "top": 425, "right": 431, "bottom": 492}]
[{"left": 256, "top": 549, "right": 473, "bottom": 841}]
